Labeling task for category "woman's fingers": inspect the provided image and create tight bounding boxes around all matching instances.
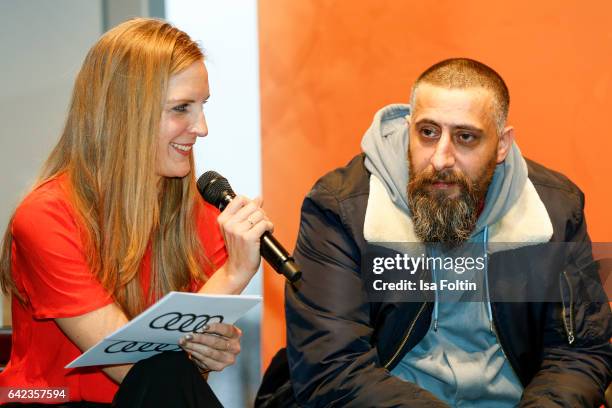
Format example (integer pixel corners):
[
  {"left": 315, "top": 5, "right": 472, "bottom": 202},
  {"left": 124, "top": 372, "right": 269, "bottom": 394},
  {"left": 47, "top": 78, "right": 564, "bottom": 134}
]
[
  {"left": 218, "top": 195, "right": 261, "bottom": 222},
  {"left": 218, "top": 196, "right": 271, "bottom": 237},
  {"left": 203, "top": 322, "right": 241, "bottom": 338},
  {"left": 179, "top": 323, "right": 242, "bottom": 372},
  {"left": 184, "top": 345, "right": 235, "bottom": 372},
  {"left": 245, "top": 218, "right": 274, "bottom": 240},
  {"left": 244, "top": 209, "right": 264, "bottom": 227},
  {"left": 218, "top": 195, "right": 250, "bottom": 218},
  {"left": 215, "top": 194, "right": 274, "bottom": 282}
]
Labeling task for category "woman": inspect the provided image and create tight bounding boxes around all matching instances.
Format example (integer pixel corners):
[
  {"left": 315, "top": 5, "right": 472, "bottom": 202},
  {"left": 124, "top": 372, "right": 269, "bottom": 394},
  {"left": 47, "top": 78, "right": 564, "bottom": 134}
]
[{"left": 0, "top": 18, "right": 270, "bottom": 406}]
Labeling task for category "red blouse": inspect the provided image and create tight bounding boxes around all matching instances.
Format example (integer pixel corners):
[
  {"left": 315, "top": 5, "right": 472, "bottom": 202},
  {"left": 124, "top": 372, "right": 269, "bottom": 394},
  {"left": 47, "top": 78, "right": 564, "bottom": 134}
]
[{"left": 0, "top": 174, "right": 228, "bottom": 403}]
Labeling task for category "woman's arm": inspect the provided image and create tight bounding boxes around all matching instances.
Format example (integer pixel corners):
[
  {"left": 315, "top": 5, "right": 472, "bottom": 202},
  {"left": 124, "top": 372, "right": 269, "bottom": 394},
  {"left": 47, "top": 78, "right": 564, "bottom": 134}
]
[
  {"left": 184, "top": 195, "right": 272, "bottom": 374},
  {"left": 59, "top": 195, "right": 271, "bottom": 382},
  {"left": 55, "top": 303, "right": 132, "bottom": 383},
  {"left": 11, "top": 190, "right": 137, "bottom": 384}
]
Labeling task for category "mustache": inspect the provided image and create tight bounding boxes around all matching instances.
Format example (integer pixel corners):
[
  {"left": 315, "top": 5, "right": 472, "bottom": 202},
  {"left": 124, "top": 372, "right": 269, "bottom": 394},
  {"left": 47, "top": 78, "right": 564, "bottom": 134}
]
[{"left": 409, "top": 168, "right": 471, "bottom": 190}]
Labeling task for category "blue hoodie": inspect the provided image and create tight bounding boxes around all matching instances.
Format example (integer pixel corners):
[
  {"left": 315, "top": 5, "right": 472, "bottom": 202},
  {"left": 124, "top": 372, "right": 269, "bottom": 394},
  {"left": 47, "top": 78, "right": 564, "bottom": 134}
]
[{"left": 361, "top": 104, "right": 527, "bottom": 407}]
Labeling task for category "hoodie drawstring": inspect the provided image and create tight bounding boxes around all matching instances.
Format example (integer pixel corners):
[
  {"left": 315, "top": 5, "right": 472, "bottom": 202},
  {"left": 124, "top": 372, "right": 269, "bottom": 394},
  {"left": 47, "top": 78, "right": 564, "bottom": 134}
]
[
  {"left": 432, "top": 226, "right": 493, "bottom": 333},
  {"left": 432, "top": 247, "right": 440, "bottom": 332},
  {"left": 483, "top": 225, "right": 494, "bottom": 333}
]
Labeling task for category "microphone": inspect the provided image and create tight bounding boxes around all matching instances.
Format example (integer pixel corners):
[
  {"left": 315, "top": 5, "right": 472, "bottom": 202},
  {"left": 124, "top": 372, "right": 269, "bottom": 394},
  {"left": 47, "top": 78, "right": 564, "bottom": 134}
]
[{"left": 197, "top": 171, "right": 302, "bottom": 283}]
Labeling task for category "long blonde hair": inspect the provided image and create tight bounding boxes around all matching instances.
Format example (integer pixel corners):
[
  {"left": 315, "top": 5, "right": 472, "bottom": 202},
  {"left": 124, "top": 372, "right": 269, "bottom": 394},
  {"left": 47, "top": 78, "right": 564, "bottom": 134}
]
[{"left": 0, "top": 18, "right": 209, "bottom": 318}]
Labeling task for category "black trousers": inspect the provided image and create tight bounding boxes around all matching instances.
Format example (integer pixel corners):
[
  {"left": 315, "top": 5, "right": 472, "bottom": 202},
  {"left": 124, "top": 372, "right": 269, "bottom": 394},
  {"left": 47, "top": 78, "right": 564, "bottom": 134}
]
[{"left": 4, "top": 352, "right": 223, "bottom": 408}]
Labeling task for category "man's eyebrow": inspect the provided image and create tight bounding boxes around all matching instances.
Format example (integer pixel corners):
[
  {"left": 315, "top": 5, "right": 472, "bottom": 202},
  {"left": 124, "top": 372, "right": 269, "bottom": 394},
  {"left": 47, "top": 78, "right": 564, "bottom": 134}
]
[
  {"left": 454, "top": 124, "right": 484, "bottom": 133},
  {"left": 415, "top": 118, "right": 483, "bottom": 133},
  {"left": 414, "top": 119, "right": 439, "bottom": 127}
]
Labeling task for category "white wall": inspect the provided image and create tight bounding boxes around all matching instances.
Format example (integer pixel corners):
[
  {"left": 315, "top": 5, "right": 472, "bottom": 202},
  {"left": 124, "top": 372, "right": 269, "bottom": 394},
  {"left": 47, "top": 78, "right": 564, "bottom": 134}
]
[
  {"left": 165, "top": 2, "right": 263, "bottom": 407},
  {"left": 165, "top": 1, "right": 262, "bottom": 199},
  {"left": 0, "top": 0, "right": 104, "bottom": 324}
]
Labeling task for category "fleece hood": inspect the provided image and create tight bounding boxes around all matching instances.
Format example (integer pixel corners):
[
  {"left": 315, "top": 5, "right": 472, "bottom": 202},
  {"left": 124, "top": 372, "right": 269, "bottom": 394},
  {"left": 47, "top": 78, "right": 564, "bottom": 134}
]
[{"left": 360, "top": 103, "right": 529, "bottom": 238}]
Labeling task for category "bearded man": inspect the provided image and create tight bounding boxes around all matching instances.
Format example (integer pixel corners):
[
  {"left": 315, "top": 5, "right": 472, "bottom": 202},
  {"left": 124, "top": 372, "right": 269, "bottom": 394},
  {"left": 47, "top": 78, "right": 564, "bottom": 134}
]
[{"left": 275, "top": 59, "right": 612, "bottom": 407}]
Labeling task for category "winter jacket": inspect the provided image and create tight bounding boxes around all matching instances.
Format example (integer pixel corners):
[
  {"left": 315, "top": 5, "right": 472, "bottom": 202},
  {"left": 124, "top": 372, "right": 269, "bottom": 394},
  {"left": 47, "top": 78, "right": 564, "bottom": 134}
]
[{"left": 285, "top": 154, "right": 612, "bottom": 407}]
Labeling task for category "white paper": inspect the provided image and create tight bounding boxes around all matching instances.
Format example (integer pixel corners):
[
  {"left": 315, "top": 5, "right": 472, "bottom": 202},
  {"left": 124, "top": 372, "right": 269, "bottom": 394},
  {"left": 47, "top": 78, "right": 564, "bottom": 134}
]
[{"left": 66, "top": 292, "right": 261, "bottom": 368}]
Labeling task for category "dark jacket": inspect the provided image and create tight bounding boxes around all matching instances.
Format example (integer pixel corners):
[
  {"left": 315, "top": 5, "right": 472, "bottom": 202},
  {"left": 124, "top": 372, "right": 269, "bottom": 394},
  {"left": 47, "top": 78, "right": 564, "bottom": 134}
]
[{"left": 285, "top": 154, "right": 612, "bottom": 407}]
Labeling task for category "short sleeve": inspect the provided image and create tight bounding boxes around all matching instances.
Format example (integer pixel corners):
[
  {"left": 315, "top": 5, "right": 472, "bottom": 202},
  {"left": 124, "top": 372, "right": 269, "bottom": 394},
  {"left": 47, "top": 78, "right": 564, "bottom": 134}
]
[
  {"left": 196, "top": 201, "right": 228, "bottom": 277},
  {"left": 11, "top": 185, "right": 113, "bottom": 319}
]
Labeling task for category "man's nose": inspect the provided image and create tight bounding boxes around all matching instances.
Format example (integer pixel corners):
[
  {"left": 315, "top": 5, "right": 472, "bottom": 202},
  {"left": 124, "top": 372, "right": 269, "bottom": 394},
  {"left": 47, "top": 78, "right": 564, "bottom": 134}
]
[{"left": 429, "top": 133, "right": 455, "bottom": 171}]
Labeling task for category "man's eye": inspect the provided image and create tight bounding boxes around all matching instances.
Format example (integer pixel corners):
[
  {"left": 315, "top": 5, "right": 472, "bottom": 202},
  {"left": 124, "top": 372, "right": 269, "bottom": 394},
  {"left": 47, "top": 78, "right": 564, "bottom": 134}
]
[
  {"left": 420, "top": 127, "right": 438, "bottom": 138},
  {"left": 173, "top": 104, "right": 189, "bottom": 113},
  {"left": 457, "top": 133, "right": 476, "bottom": 143}
]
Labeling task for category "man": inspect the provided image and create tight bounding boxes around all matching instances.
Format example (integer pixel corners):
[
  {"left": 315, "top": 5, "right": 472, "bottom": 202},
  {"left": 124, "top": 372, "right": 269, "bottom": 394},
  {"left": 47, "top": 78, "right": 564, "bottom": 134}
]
[{"left": 282, "top": 59, "right": 612, "bottom": 407}]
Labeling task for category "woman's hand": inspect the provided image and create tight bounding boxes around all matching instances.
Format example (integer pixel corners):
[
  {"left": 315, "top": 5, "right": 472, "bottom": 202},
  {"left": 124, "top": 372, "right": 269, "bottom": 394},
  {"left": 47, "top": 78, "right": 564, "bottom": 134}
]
[
  {"left": 198, "top": 195, "right": 273, "bottom": 295},
  {"left": 179, "top": 323, "right": 242, "bottom": 375},
  {"left": 216, "top": 195, "right": 273, "bottom": 286}
]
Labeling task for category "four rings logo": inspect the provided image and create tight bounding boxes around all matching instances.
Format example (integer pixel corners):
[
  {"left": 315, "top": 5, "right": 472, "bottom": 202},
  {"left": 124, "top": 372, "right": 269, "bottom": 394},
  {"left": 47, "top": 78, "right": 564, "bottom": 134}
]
[
  {"left": 104, "top": 340, "right": 182, "bottom": 354},
  {"left": 149, "top": 312, "right": 224, "bottom": 333}
]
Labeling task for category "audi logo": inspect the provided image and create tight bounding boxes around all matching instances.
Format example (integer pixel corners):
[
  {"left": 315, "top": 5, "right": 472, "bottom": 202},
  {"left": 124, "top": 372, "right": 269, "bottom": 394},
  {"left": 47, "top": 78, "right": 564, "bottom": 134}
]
[
  {"left": 149, "top": 312, "right": 224, "bottom": 333},
  {"left": 104, "top": 340, "right": 182, "bottom": 354}
]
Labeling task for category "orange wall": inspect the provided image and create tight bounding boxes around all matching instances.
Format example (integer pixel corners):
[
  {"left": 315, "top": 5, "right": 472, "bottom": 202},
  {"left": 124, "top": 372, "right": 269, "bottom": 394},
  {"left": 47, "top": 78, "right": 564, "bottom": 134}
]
[{"left": 259, "top": 1, "right": 612, "bottom": 369}]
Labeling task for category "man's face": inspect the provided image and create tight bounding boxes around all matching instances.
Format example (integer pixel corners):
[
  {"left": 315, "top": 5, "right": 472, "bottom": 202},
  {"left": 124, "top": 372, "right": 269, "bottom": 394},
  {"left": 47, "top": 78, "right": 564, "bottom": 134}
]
[{"left": 407, "top": 83, "right": 513, "bottom": 244}]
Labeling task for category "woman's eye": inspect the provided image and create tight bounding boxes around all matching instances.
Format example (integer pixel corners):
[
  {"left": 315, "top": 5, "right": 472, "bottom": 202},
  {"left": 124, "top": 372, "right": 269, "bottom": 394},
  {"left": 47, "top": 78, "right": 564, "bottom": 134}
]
[{"left": 172, "top": 104, "right": 189, "bottom": 113}]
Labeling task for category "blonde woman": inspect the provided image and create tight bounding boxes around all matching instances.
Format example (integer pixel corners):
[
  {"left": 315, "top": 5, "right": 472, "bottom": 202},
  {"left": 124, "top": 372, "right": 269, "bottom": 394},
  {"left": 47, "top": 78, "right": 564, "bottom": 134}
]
[{"left": 0, "top": 18, "right": 270, "bottom": 407}]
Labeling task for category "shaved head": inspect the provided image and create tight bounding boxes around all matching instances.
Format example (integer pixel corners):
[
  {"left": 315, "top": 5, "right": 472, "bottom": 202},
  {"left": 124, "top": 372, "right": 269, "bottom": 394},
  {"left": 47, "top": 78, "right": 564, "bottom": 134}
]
[{"left": 410, "top": 58, "right": 509, "bottom": 133}]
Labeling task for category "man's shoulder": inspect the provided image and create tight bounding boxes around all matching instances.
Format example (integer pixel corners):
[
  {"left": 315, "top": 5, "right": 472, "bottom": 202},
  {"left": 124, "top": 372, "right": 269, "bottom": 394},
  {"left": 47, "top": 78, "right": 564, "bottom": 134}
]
[
  {"left": 307, "top": 153, "right": 370, "bottom": 204},
  {"left": 525, "top": 158, "right": 585, "bottom": 228},
  {"left": 526, "top": 158, "right": 583, "bottom": 199}
]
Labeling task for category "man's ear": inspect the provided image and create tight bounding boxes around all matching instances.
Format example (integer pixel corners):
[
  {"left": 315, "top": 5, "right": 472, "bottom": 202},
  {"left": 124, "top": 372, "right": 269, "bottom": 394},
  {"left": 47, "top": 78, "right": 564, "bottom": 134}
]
[{"left": 497, "top": 126, "right": 515, "bottom": 163}]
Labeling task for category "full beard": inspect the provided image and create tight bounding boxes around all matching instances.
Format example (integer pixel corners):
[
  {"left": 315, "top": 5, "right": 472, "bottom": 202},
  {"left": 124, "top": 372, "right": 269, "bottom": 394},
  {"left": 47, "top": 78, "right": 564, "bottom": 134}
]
[{"left": 407, "top": 156, "right": 497, "bottom": 246}]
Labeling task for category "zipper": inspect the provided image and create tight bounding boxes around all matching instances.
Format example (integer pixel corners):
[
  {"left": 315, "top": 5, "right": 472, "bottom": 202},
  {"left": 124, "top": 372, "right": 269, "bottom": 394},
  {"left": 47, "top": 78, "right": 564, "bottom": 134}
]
[
  {"left": 486, "top": 257, "right": 521, "bottom": 382},
  {"left": 383, "top": 302, "right": 427, "bottom": 369},
  {"left": 561, "top": 270, "right": 575, "bottom": 345},
  {"left": 489, "top": 303, "right": 521, "bottom": 382}
]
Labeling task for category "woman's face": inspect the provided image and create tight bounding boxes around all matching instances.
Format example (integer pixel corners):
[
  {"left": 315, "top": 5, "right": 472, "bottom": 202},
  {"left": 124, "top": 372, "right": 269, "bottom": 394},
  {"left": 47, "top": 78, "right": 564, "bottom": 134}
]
[{"left": 157, "top": 60, "right": 209, "bottom": 178}]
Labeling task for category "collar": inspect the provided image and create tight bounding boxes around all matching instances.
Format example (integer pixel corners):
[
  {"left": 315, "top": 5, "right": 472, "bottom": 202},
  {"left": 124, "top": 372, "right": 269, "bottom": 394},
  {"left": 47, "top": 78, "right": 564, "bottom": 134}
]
[{"left": 363, "top": 174, "right": 553, "bottom": 252}]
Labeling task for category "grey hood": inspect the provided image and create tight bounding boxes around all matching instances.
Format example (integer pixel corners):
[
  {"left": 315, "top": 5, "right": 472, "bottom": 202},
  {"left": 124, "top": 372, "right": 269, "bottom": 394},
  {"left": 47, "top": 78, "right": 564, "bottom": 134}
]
[{"left": 360, "top": 104, "right": 528, "bottom": 236}]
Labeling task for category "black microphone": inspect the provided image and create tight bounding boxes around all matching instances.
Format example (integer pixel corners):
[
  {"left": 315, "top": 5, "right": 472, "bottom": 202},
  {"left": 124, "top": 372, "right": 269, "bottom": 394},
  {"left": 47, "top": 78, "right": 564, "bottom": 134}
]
[{"left": 197, "top": 171, "right": 301, "bottom": 283}]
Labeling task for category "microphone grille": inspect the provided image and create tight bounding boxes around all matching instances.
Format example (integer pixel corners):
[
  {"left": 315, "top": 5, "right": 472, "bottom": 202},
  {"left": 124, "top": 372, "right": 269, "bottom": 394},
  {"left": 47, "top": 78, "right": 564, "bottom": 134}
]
[{"left": 197, "top": 171, "right": 235, "bottom": 207}]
